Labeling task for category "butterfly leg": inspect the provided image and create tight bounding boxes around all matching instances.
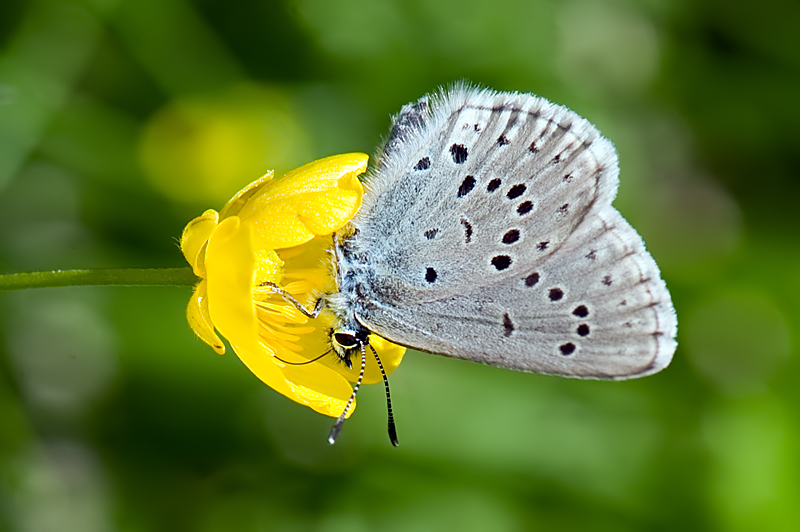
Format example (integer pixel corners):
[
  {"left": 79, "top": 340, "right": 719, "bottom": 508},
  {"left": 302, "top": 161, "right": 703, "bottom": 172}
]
[{"left": 260, "top": 282, "right": 324, "bottom": 318}]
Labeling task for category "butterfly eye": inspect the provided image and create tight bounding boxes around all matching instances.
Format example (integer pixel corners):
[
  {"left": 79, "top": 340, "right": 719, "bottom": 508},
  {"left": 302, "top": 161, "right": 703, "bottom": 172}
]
[{"left": 333, "top": 332, "right": 360, "bottom": 349}]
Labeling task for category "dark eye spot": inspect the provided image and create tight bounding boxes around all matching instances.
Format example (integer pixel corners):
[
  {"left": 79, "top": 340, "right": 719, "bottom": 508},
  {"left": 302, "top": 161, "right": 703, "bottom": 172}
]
[
  {"left": 414, "top": 157, "right": 430, "bottom": 170},
  {"left": 450, "top": 143, "right": 468, "bottom": 164},
  {"left": 497, "top": 135, "right": 510, "bottom": 146},
  {"left": 552, "top": 154, "right": 561, "bottom": 164},
  {"left": 529, "top": 142, "right": 539, "bottom": 153},
  {"left": 602, "top": 275, "right": 613, "bottom": 286},
  {"left": 487, "top": 178, "right": 501, "bottom": 192},
  {"left": 557, "top": 203, "right": 569, "bottom": 215},
  {"left": 503, "top": 313, "right": 514, "bottom": 337},
  {"left": 585, "top": 249, "right": 597, "bottom": 260},
  {"left": 537, "top": 241, "right": 549, "bottom": 251},
  {"left": 549, "top": 288, "right": 564, "bottom": 301},
  {"left": 425, "top": 267, "right": 437, "bottom": 283},
  {"left": 517, "top": 201, "right": 533, "bottom": 215},
  {"left": 563, "top": 174, "right": 573, "bottom": 182},
  {"left": 507, "top": 184, "right": 526, "bottom": 199},
  {"left": 334, "top": 333, "right": 359, "bottom": 349},
  {"left": 502, "top": 229, "right": 520, "bottom": 244},
  {"left": 524, "top": 272, "right": 540, "bottom": 287},
  {"left": 424, "top": 228, "right": 438, "bottom": 240},
  {"left": 573, "top": 305, "right": 589, "bottom": 317},
  {"left": 491, "top": 255, "right": 512, "bottom": 271},
  {"left": 457, "top": 175, "right": 476, "bottom": 197},
  {"left": 559, "top": 342, "right": 576, "bottom": 355},
  {"left": 577, "top": 324, "right": 590, "bottom": 336}
]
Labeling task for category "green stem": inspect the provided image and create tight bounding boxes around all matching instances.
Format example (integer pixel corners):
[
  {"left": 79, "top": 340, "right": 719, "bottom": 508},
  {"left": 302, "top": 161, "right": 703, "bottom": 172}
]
[{"left": 0, "top": 267, "right": 199, "bottom": 291}]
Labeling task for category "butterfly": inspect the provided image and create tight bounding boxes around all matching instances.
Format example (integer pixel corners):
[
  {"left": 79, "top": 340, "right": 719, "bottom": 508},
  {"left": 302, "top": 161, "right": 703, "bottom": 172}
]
[{"left": 276, "top": 85, "right": 676, "bottom": 445}]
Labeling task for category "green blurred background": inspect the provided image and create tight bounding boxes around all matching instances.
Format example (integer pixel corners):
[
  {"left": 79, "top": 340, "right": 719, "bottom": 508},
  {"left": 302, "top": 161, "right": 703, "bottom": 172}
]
[{"left": 1, "top": 0, "right": 798, "bottom": 530}]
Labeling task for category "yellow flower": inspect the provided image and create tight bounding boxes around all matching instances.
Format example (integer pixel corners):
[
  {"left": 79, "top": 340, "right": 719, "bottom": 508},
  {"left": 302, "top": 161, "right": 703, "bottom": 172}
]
[{"left": 180, "top": 154, "right": 406, "bottom": 418}]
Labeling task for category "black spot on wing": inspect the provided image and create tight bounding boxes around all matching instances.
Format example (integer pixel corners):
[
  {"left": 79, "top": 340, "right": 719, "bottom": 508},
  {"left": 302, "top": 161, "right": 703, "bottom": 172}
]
[
  {"left": 457, "top": 175, "right": 476, "bottom": 197},
  {"left": 414, "top": 157, "right": 430, "bottom": 170},
  {"left": 573, "top": 305, "right": 589, "bottom": 317},
  {"left": 491, "top": 255, "right": 512, "bottom": 271},
  {"left": 460, "top": 218, "right": 473, "bottom": 243},
  {"left": 503, "top": 313, "right": 514, "bottom": 337},
  {"left": 524, "top": 272, "right": 540, "bottom": 287},
  {"left": 450, "top": 143, "right": 468, "bottom": 164},
  {"left": 548, "top": 288, "right": 563, "bottom": 301},
  {"left": 507, "top": 184, "right": 526, "bottom": 199},
  {"left": 487, "top": 178, "right": 501, "bottom": 192},
  {"left": 517, "top": 201, "right": 533, "bottom": 215},
  {"left": 502, "top": 229, "right": 519, "bottom": 244},
  {"left": 425, "top": 267, "right": 437, "bottom": 283}
]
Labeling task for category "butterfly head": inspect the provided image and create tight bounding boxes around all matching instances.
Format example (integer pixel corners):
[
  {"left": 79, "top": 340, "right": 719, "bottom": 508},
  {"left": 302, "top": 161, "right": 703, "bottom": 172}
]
[{"left": 330, "top": 326, "right": 370, "bottom": 368}]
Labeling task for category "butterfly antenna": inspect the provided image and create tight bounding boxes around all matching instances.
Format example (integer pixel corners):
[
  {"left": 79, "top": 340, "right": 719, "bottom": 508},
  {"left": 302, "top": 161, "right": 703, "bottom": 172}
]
[
  {"left": 328, "top": 342, "right": 366, "bottom": 445},
  {"left": 370, "top": 344, "right": 399, "bottom": 446}
]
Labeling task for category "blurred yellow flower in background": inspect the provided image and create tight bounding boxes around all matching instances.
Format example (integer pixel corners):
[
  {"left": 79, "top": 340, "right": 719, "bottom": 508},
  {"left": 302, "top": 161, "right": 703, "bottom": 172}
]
[
  {"left": 140, "top": 84, "right": 312, "bottom": 204},
  {"left": 180, "top": 154, "right": 405, "bottom": 418}
]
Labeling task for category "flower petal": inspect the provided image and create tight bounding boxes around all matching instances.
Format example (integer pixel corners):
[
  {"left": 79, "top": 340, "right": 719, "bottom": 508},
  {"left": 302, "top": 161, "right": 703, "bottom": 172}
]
[
  {"left": 205, "top": 216, "right": 354, "bottom": 416},
  {"left": 232, "top": 153, "right": 367, "bottom": 250},
  {"left": 180, "top": 209, "right": 218, "bottom": 277},
  {"left": 205, "top": 216, "right": 291, "bottom": 393},
  {"left": 218, "top": 170, "right": 275, "bottom": 219},
  {"left": 366, "top": 335, "right": 406, "bottom": 383},
  {"left": 281, "top": 364, "right": 355, "bottom": 419},
  {"left": 186, "top": 280, "right": 225, "bottom": 354},
  {"left": 252, "top": 249, "right": 284, "bottom": 287}
]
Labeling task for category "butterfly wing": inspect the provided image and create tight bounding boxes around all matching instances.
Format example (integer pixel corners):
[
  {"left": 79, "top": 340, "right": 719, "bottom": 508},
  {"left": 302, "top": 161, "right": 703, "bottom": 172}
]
[{"left": 342, "top": 86, "right": 676, "bottom": 379}]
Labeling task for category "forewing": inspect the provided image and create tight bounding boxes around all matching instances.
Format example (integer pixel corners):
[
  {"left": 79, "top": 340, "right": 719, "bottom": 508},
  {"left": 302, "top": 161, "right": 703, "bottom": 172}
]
[{"left": 355, "top": 87, "right": 618, "bottom": 300}]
